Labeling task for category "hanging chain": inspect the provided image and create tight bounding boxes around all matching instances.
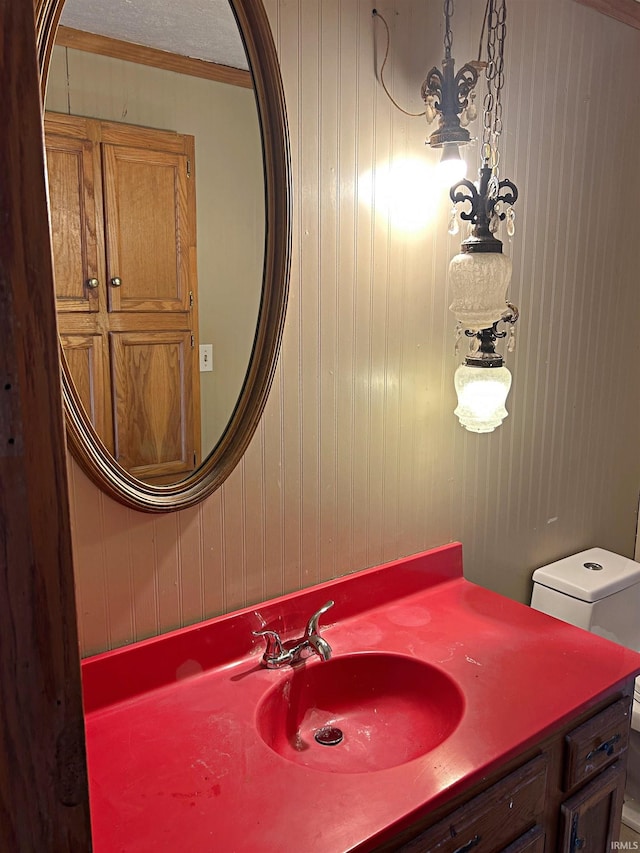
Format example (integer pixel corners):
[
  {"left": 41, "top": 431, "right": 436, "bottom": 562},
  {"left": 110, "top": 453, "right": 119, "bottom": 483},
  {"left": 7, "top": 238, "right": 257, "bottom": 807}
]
[
  {"left": 444, "top": 0, "right": 454, "bottom": 59},
  {"left": 481, "top": 0, "right": 507, "bottom": 171}
]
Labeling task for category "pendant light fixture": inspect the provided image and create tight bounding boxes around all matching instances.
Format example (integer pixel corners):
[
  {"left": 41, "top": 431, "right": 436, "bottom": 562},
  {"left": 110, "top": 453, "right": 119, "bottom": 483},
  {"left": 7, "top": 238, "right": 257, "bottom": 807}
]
[
  {"left": 421, "top": 0, "right": 481, "bottom": 181},
  {"left": 372, "top": 3, "right": 520, "bottom": 434},
  {"left": 454, "top": 313, "right": 517, "bottom": 433},
  {"left": 448, "top": 0, "right": 520, "bottom": 433},
  {"left": 373, "top": 3, "right": 481, "bottom": 182}
]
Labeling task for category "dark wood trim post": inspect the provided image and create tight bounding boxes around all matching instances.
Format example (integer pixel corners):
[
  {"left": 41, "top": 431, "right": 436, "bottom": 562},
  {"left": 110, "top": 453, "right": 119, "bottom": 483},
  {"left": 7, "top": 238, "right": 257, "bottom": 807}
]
[{"left": 0, "top": 0, "right": 92, "bottom": 848}]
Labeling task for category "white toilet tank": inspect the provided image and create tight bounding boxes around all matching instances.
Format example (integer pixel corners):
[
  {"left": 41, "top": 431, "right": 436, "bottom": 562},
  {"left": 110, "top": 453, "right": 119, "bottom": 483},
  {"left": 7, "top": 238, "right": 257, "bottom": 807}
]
[{"left": 531, "top": 547, "right": 640, "bottom": 651}]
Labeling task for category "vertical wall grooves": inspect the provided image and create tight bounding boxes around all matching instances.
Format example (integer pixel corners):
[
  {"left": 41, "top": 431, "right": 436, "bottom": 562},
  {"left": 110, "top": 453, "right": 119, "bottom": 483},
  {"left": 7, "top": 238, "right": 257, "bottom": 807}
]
[
  {"left": 534, "top": 4, "right": 563, "bottom": 530},
  {"left": 259, "top": 421, "right": 267, "bottom": 602},
  {"left": 330, "top": 1, "right": 343, "bottom": 579},
  {"left": 197, "top": 501, "right": 205, "bottom": 622},
  {"left": 219, "top": 483, "right": 228, "bottom": 613},
  {"left": 64, "top": 0, "right": 640, "bottom": 654},
  {"left": 544, "top": 6, "right": 578, "bottom": 521},
  {"left": 293, "top": 0, "right": 303, "bottom": 596},
  {"left": 66, "top": 459, "right": 85, "bottom": 652},
  {"left": 317, "top": 0, "right": 327, "bottom": 583},
  {"left": 127, "top": 508, "right": 136, "bottom": 639},
  {"left": 347, "top": 2, "right": 360, "bottom": 574}
]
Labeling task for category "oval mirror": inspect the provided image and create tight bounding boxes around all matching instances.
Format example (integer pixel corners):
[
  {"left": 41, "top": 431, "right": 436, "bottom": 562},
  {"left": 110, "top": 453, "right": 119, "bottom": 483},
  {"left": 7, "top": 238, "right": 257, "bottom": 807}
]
[{"left": 35, "top": 0, "right": 291, "bottom": 512}]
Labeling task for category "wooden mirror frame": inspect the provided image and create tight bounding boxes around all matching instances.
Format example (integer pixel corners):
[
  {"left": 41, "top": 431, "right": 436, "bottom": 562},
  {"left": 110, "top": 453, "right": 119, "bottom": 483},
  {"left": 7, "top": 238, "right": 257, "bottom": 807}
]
[{"left": 34, "top": 0, "right": 291, "bottom": 512}]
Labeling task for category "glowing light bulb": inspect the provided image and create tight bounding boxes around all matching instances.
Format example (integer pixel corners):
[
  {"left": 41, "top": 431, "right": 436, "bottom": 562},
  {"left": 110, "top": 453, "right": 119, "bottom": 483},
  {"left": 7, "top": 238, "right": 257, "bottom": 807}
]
[{"left": 437, "top": 144, "right": 467, "bottom": 186}]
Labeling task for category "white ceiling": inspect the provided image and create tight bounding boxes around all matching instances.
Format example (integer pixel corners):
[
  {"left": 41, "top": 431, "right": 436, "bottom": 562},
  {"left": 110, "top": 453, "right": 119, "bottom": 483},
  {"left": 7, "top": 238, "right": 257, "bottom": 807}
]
[{"left": 60, "top": 0, "right": 249, "bottom": 70}]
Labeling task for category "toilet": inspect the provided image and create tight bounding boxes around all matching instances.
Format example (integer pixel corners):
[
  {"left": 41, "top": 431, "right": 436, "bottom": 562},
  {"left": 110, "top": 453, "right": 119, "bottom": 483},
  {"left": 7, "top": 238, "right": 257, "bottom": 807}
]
[{"left": 530, "top": 547, "right": 640, "bottom": 831}]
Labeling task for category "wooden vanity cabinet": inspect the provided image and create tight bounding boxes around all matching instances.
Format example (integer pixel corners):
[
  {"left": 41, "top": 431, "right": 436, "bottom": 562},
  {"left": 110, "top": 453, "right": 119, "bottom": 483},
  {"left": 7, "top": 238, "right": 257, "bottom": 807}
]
[
  {"left": 376, "top": 681, "right": 633, "bottom": 853},
  {"left": 559, "top": 763, "right": 626, "bottom": 852},
  {"left": 45, "top": 112, "right": 200, "bottom": 483},
  {"left": 395, "top": 754, "right": 548, "bottom": 852}
]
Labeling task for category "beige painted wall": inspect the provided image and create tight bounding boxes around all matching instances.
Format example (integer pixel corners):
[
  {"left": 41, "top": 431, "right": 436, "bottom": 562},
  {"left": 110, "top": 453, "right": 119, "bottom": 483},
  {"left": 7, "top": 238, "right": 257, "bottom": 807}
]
[
  {"left": 63, "top": 0, "right": 640, "bottom": 657},
  {"left": 46, "top": 45, "right": 264, "bottom": 454}
]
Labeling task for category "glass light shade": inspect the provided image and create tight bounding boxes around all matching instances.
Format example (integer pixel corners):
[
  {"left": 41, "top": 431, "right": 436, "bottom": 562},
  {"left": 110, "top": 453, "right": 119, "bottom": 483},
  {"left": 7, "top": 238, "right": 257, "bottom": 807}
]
[
  {"left": 454, "top": 363, "right": 512, "bottom": 433},
  {"left": 448, "top": 251, "right": 512, "bottom": 328}
]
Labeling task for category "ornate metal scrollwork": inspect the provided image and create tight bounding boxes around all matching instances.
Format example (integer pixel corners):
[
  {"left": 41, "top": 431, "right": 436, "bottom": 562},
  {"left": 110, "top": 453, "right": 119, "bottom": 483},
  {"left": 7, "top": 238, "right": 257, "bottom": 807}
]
[
  {"left": 421, "top": 67, "right": 445, "bottom": 110},
  {"left": 421, "top": 63, "right": 477, "bottom": 113},
  {"left": 463, "top": 305, "right": 519, "bottom": 366},
  {"left": 450, "top": 165, "right": 518, "bottom": 251},
  {"left": 421, "top": 58, "right": 478, "bottom": 147},
  {"left": 454, "top": 64, "right": 479, "bottom": 110}
]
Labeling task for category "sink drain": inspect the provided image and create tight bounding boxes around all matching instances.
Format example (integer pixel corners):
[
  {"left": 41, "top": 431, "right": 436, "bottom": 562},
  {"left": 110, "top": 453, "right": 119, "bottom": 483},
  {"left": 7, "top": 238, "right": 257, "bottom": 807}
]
[{"left": 314, "top": 726, "right": 344, "bottom": 746}]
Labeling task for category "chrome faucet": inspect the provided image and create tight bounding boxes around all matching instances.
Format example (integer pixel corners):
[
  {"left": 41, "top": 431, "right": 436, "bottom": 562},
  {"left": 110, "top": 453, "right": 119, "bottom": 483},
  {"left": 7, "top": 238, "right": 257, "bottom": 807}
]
[{"left": 253, "top": 601, "right": 334, "bottom": 668}]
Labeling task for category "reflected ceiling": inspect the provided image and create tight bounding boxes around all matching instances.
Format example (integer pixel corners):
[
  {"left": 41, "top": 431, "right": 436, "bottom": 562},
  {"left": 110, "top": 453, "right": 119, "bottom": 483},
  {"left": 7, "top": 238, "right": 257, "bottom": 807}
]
[{"left": 60, "top": 0, "right": 249, "bottom": 69}]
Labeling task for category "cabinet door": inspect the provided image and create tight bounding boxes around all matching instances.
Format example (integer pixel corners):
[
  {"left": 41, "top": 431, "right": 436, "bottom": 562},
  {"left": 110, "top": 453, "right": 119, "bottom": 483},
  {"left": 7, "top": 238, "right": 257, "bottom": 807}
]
[
  {"left": 45, "top": 132, "right": 102, "bottom": 314},
  {"left": 102, "top": 143, "right": 192, "bottom": 314},
  {"left": 110, "top": 329, "right": 196, "bottom": 482},
  {"left": 559, "top": 762, "right": 626, "bottom": 852},
  {"left": 60, "top": 333, "right": 112, "bottom": 449},
  {"left": 501, "top": 826, "right": 545, "bottom": 852}
]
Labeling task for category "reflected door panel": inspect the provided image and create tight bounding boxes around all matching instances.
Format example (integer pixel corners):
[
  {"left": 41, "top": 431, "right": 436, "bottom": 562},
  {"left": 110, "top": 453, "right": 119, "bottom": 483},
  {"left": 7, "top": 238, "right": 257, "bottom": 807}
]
[
  {"left": 102, "top": 143, "right": 192, "bottom": 313},
  {"left": 60, "top": 332, "right": 111, "bottom": 447},
  {"left": 46, "top": 129, "right": 101, "bottom": 313},
  {"left": 111, "top": 329, "right": 196, "bottom": 483}
]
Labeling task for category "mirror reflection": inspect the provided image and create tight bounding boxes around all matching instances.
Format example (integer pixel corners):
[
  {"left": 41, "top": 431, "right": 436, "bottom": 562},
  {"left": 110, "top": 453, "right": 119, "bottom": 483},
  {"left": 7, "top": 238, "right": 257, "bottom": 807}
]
[{"left": 45, "top": 0, "right": 265, "bottom": 484}]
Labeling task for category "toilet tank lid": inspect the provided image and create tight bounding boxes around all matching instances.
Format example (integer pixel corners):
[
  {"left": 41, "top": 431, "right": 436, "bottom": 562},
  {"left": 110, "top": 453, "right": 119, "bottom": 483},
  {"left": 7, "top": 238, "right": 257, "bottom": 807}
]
[{"left": 531, "top": 548, "right": 640, "bottom": 602}]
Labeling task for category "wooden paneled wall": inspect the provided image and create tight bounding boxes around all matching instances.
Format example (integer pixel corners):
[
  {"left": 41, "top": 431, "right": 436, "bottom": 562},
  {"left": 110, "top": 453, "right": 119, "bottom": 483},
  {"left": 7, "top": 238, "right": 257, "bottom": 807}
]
[{"left": 67, "top": 0, "right": 640, "bottom": 657}]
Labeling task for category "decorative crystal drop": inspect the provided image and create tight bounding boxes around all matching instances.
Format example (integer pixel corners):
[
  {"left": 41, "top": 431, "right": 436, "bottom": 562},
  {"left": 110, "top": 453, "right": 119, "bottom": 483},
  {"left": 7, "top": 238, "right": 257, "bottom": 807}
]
[
  {"left": 459, "top": 109, "right": 469, "bottom": 128},
  {"left": 425, "top": 97, "right": 436, "bottom": 124},
  {"left": 467, "top": 92, "right": 478, "bottom": 122},
  {"left": 489, "top": 213, "right": 499, "bottom": 234},
  {"left": 507, "top": 324, "right": 516, "bottom": 352},
  {"left": 506, "top": 207, "right": 516, "bottom": 237},
  {"left": 448, "top": 208, "right": 460, "bottom": 236},
  {"left": 454, "top": 322, "right": 463, "bottom": 355}
]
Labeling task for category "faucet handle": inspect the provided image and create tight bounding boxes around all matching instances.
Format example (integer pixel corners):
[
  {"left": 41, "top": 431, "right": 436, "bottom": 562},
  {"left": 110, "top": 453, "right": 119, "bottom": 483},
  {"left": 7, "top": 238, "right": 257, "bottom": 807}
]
[
  {"left": 304, "top": 600, "right": 334, "bottom": 638},
  {"left": 253, "top": 628, "right": 284, "bottom": 658}
]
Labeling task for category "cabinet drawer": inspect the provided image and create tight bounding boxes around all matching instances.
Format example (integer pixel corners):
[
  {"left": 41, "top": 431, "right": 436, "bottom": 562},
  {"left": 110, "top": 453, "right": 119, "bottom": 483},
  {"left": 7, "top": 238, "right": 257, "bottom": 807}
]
[
  {"left": 398, "top": 755, "right": 547, "bottom": 852},
  {"left": 564, "top": 697, "right": 631, "bottom": 790}
]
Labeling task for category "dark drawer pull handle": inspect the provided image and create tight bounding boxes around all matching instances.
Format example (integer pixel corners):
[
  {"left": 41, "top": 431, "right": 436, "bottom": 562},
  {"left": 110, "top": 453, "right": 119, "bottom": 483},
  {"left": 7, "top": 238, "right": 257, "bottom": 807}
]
[
  {"left": 453, "top": 835, "right": 481, "bottom": 853},
  {"left": 586, "top": 733, "right": 621, "bottom": 760},
  {"left": 571, "top": 813, "right": 585, "bottom": 850}
]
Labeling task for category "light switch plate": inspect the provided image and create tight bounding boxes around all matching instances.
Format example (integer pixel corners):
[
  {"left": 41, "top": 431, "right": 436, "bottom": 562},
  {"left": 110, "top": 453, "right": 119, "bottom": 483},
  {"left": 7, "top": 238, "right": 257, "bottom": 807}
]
[{"left": 199, "top": 344, "right": 213, "bottom": 372}]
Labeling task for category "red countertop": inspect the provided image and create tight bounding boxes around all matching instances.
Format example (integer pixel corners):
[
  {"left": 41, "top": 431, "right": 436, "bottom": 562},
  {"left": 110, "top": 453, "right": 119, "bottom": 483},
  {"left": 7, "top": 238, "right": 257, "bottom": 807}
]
[{"left": 82, "top": 543, "right": 640, "bottom": 852}]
